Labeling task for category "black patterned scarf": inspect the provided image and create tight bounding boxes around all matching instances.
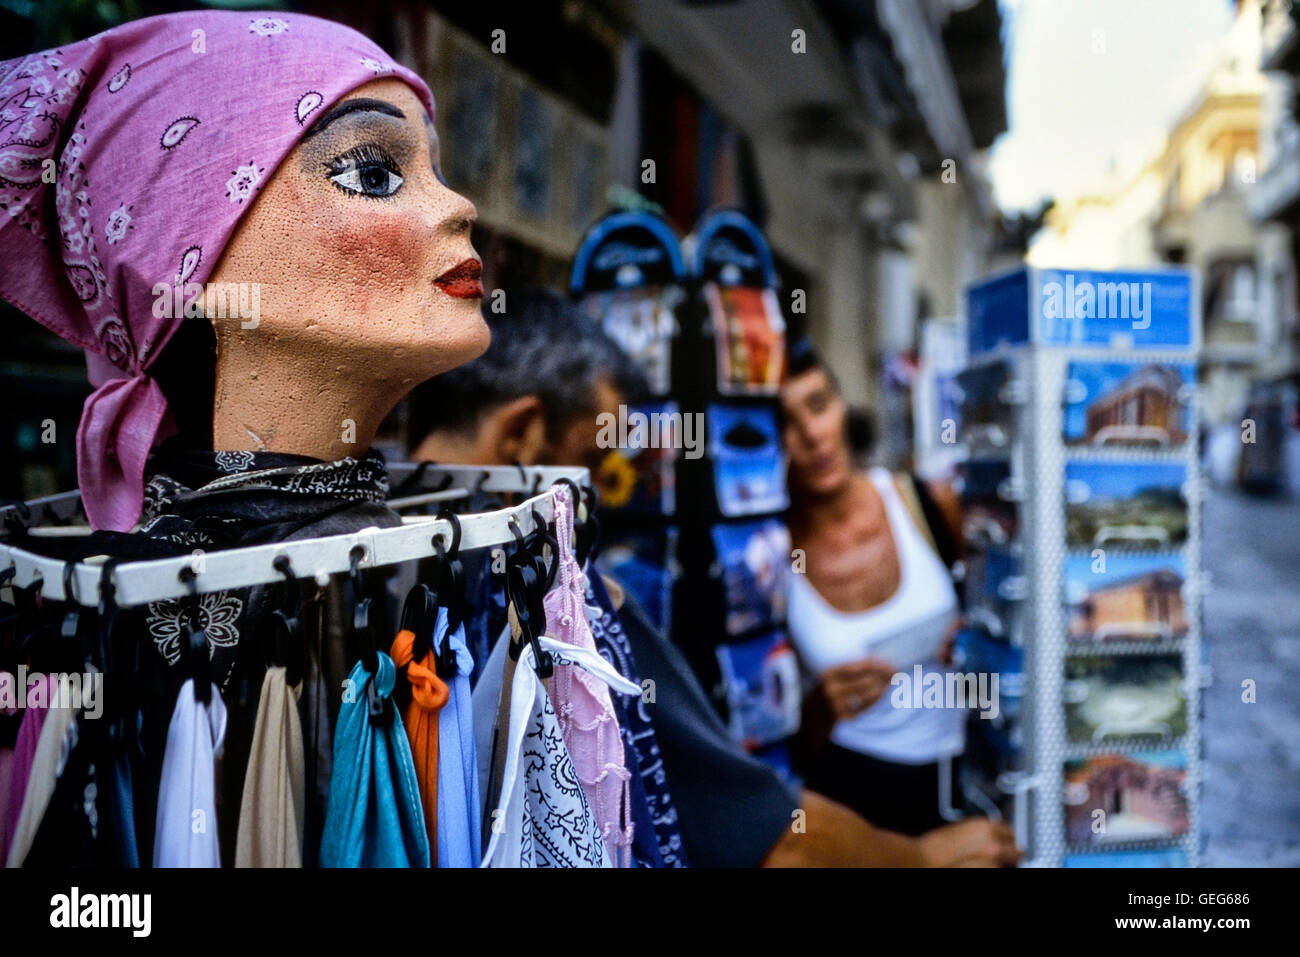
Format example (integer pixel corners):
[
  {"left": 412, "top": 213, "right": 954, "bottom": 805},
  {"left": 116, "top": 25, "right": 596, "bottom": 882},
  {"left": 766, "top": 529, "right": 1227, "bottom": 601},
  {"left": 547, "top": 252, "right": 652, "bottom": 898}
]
[
  {"left": 132, "top": 445, "right": 401, "bottom": 687},
  {"left": 138, "top": 447, "right": 394, "bottom": 551}
]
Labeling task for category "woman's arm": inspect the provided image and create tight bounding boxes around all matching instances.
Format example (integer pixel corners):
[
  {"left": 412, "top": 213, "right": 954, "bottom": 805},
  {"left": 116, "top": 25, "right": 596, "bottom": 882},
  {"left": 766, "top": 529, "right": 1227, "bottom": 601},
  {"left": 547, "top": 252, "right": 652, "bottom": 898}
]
[{"left": 760, "top": 790, "right": 1022, "bottom": 867}]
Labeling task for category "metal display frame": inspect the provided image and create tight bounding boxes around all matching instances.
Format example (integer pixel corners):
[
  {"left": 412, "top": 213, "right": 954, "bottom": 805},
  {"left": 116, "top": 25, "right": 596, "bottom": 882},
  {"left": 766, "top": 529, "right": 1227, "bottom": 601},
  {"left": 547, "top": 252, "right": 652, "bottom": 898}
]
[
  {"left": 960, "top": 266, "right": 1203, "bottom": 868},
  {"left": 0, "top": 464, "right": 588, "bottom": 608}
]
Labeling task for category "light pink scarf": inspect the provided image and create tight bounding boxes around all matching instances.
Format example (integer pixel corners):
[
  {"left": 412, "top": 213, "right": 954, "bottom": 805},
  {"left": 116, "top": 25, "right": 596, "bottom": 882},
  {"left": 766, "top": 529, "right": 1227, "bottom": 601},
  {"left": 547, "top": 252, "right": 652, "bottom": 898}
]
[{"left": 544, "top": 485, "right": 634, "bottom": 864}]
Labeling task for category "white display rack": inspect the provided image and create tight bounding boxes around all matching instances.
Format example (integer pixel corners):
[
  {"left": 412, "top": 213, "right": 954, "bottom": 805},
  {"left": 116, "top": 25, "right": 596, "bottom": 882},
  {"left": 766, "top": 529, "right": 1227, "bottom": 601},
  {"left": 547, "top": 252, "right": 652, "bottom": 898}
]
[
  {"left": 958, "top": 341, "right": 1203, "bottom": 868},
  {"left": 0, "top": 463, "right": 589, "bottom": 608}
]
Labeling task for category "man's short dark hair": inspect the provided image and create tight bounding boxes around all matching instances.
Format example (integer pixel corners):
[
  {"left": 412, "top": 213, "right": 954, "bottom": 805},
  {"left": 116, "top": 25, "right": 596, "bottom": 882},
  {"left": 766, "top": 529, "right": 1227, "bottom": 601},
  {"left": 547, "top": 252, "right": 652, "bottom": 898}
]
[{"left": 406, "top": 286, "right": 648, "bottom": 451}]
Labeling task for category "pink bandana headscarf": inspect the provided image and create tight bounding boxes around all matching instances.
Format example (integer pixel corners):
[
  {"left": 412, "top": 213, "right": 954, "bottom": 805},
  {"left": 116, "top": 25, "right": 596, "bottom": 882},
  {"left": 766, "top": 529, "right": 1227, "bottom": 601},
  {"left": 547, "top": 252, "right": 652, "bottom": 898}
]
[{"left": 0, "top": 12, "right": 435, "bottom": 530}]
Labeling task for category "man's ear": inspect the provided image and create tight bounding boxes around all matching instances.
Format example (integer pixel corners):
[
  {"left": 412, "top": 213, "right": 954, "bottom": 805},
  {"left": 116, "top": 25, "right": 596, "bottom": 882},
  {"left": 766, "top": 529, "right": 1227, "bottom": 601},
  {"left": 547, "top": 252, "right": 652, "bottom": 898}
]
[{"left": 484, "top": 394, "right": 547, "bottom": 466}]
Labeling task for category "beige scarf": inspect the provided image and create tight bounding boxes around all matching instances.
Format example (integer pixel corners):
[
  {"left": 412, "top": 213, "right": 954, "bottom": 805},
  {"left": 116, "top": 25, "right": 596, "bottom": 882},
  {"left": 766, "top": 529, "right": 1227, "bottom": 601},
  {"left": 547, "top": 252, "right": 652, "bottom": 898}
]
[{"left": 235, "top": 667, "right": 305, "bottom": 867}]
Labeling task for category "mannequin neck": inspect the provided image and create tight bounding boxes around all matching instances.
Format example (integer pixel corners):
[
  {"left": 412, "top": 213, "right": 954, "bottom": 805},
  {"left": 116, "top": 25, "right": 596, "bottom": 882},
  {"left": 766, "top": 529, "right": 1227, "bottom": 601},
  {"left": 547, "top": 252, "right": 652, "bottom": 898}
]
[{"left": 210, "top": 333, "right": 412, "bottom": 461}]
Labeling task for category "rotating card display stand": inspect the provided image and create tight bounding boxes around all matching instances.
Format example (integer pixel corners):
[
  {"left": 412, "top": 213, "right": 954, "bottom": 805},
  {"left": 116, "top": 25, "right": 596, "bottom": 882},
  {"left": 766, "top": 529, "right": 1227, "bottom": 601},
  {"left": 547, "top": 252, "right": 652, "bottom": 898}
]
[
  {"left": 674, "top": 210, "right": 798, "bottom": 779},
  {"left": 956, "top": 265, "right": 1204, "bottom": 868},
  {"left": 571, "top": 208, "right": 798, "bottom": 777},
  {"left": 569, "top": 210, "right": 689, "bottom": 635}
]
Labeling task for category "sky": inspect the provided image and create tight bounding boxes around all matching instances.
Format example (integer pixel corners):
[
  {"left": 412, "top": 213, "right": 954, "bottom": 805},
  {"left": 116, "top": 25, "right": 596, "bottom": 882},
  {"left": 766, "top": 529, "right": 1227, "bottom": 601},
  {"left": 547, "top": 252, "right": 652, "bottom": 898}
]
[
  {"left": 989, "top": 0, "right": 1238, "bottom": 214},
  {"left": 1066, "top": 460, "right": 1187, "bottom": 500}
]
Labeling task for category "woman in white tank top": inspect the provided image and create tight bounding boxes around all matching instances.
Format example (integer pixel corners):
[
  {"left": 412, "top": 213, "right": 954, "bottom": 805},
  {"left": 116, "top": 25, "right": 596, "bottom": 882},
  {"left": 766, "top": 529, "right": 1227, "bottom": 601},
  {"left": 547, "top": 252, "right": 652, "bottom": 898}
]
[{"left": 781, "top": 340, "right": 967, "bottom": 835}]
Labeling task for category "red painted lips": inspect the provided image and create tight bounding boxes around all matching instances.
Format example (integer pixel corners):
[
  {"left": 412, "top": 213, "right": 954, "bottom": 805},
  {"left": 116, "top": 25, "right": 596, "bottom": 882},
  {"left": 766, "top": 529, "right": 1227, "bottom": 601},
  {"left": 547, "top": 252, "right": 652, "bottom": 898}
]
[{"left": 433, "top": 258, "right": 484, "bottom": 299}]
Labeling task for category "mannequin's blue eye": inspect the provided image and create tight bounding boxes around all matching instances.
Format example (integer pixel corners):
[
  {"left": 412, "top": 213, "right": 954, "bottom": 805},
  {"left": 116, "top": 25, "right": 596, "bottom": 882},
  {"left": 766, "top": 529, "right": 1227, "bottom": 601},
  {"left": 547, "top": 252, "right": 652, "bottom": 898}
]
[
  {"left": 327, "top": 144, "right": 404, "bottom": 199},
  {"left": 331, "top": 165, "right": 403, "bottom": 198}
]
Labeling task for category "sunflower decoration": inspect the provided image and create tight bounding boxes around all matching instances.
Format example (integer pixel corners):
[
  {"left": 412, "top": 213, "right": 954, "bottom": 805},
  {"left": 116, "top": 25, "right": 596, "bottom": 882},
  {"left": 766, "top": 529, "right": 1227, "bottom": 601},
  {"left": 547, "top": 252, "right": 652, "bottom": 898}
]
[{"left": 598, "top": 449, "right": 638, "bottom": 508}]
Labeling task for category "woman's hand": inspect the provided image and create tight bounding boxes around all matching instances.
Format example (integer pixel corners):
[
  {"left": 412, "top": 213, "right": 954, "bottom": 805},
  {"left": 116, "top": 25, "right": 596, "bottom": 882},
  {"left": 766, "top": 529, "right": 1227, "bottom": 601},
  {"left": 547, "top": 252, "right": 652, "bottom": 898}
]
[{"left": 817, "top": 658, "right": 898, "bottom": 721}]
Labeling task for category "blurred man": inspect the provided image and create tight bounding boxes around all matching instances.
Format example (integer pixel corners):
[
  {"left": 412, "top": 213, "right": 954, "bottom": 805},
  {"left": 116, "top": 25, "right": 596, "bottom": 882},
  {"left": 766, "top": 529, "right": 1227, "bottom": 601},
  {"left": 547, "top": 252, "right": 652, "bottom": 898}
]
[{"left": 406, "top": 287, "right": 1020, "bottom": 868}]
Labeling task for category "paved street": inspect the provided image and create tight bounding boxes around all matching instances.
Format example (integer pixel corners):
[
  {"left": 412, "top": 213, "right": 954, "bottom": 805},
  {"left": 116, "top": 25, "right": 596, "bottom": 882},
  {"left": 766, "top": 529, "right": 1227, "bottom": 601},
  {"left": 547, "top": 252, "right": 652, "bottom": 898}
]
[{"left": 1201, "top": 486, "right": 1300, "bottom": 866}]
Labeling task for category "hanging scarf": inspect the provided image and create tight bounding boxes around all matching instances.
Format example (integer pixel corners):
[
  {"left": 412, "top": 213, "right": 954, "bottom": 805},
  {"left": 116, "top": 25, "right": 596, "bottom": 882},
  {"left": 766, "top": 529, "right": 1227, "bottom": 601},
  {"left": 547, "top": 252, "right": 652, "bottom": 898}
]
[
  {"left": 472, "top": 613, "right": 641, "bottom": 869},
  {"left": 235, "top": 665, "right": 305, "bottom": 867},
  {"left": 543, "top": 485, "right": 634, "bottom": 864},
  {"left": 153, "top": 677, "right": 227, "bottom": 867},
  {"left": 320, "top": 654, "right": 429, "bottom": 868},
  {"left": 433, "top": 607, "right": 480, "bottom": 868},
  {"left": 389, "top": 628, "right": 448, "bottom": 862},
  {"left": 586, "top": 571, "right": 689, "bottom": 868},
  {"left": 6, "top": 695, "right": 77, "bottom": 867},
  {"left": 0, "top": 11, "right": 435, "bottom": 531},
  {"left": 0, "top": 675, "right": 50, "bottom": 862}
]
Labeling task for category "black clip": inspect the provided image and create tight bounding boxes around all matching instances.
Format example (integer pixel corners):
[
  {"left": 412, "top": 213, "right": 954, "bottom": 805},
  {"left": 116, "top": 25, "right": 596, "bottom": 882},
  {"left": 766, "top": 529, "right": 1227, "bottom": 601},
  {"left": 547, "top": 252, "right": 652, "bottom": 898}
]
[
  {"left": 529, "top": 507, "right": 560, "bottom": 592},
  {"left": 401, "top": 582, "right": 435, "bottom": 661},
  {"left": 349, "top": 545, "right": 376, "bottom": 673},
  {"left": 350, "top": 545, "right": 392, "bottom": 727},
  {"left": 60, "top": 561, "right": 80, "bottom": 643},
  {"left": 15, "top": 573, "right": 48, "bottom": 668},
  {"left": 271, "top": 556, "right": 305, "bottom": 688},
  {"left": 97, "top": 559, "right": 126, "bottom": 742},
  {"left": 60, "top": 561, "right": 94, "bottom": 675},
  {"left": 178, "top": 566, "right": 211, "bottom": 706},
  {"left": 505, "top": 517, "right": 552, "bottom": 679},
  {"left": 432, "top": 510, "right": 465, "bottom": 677}
]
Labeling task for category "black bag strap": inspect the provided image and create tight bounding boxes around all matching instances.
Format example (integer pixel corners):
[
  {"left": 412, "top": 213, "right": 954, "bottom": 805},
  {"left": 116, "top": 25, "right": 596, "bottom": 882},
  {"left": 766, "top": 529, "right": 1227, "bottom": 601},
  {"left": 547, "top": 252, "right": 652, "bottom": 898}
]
[{"left": 906, "top": 473, "right": 961, "bottom": 571}]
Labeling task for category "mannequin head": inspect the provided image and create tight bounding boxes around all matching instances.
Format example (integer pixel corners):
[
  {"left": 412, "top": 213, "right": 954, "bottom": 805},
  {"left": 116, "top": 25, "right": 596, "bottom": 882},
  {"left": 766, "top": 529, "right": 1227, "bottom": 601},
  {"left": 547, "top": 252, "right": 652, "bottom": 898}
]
[{"left": 204, "top": 77, "right": 489, "bottom": 457}]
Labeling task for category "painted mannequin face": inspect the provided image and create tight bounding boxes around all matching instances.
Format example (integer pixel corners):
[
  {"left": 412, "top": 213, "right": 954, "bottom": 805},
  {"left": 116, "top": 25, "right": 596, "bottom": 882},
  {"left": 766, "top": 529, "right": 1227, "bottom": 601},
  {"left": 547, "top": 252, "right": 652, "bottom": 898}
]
[{"left": 205, "top": 77, "right": 488, "bottom": 454}]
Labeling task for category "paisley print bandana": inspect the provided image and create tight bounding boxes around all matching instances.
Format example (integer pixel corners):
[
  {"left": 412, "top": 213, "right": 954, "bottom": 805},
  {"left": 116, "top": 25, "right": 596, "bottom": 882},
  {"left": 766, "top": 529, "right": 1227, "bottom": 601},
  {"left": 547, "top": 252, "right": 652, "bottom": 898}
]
[
  {"left": 137, "top": 446, "right": 400, "bottom": 691},
  {"left": 0, "top": 11, "right": 435, "bottom": 531}
]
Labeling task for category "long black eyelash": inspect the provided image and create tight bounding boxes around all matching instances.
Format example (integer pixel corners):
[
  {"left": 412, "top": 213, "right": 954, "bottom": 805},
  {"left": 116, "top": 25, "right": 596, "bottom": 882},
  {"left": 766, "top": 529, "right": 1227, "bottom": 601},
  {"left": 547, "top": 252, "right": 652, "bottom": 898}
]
[{"left": 325, "top": 142, "right": 402, "bottom": 197}]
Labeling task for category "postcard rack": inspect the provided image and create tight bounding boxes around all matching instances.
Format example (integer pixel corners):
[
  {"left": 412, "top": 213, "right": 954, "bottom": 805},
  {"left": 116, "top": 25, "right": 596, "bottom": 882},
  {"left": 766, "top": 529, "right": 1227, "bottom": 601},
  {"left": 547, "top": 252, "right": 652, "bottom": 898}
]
[
  {"left": 569, "top": 208, "right": 800, "bottom": 771},
  {"left": 957, "top": 265, "right": 1204, "bottom": 868},
  {"left": 673, "top": 210, "right": 798, "bottom": 765},
  {"left": 0, "top": 463, "right": 589, "bottom": 608}
]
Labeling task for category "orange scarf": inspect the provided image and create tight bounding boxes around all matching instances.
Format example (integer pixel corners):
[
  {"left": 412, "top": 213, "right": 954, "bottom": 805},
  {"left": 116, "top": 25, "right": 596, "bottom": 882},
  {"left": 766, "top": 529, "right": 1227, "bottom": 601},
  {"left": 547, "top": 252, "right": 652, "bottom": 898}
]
[{"left": 390, "top": 629, "right": 450, "bottom": 863}]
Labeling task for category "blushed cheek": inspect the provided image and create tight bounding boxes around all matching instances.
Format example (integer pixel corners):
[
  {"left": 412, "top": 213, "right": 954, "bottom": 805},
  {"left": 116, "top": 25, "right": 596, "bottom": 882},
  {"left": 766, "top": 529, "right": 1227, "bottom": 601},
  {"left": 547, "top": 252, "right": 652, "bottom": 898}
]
[{"left": 311, "top": 208, "right": 431, "bottom": 293}]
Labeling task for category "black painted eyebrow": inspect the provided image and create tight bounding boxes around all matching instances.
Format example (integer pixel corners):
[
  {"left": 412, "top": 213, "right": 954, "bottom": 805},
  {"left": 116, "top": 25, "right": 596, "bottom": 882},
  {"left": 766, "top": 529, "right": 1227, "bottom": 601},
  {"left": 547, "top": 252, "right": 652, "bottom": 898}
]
[{"left": 303, "top": 98, "right": 406, "bottom": 139}]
